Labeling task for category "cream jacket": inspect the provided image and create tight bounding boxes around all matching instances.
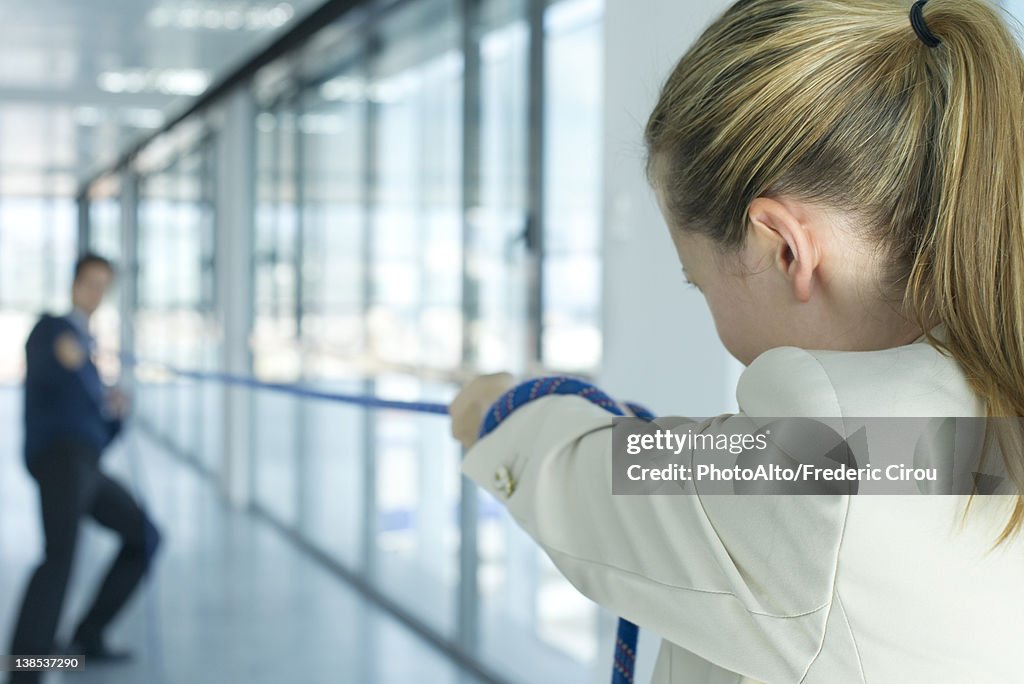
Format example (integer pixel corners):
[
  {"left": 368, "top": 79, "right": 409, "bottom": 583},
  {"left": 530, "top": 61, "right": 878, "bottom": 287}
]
[{"left": 462, "top": 338, "right": 1024, "bottom": 683}]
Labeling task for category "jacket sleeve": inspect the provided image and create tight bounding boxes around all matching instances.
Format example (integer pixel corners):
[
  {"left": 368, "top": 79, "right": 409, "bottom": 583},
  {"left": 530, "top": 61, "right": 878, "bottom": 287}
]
[
  {"left": 25, "top": 316, "right": 71, "bottom": 388},
  {"left": 461, "top": 348, "right": 850, "bottom": 682}
]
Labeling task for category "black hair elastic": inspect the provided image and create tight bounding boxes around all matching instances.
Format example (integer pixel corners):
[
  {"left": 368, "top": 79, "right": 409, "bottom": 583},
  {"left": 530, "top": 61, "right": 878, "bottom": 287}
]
[{"left": 910, "top": 0, "right": 942, "bottom": 48}]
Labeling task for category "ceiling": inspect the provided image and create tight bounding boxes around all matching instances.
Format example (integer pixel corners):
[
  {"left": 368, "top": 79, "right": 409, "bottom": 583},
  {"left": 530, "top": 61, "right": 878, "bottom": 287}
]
[
  {"left": 0, "top": 0, "right": 325, "bottom": 196},
  {"left": 2, "top": 0, "right": 1020, "bottom": 199}
]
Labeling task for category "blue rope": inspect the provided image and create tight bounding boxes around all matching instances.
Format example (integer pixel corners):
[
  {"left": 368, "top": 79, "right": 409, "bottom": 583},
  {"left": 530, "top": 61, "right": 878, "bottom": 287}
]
[
  {"left": 614, "top": 401, "right": 655, "bottom": 684},
  {"left": 478, "top": 376, "right": 626, "bottom": 436},
  {"left": 120, "top": 355, "right": 449, "bottom": 415},
  {"left": 479, "top": 377, "right": 654, "bottom": 684}
]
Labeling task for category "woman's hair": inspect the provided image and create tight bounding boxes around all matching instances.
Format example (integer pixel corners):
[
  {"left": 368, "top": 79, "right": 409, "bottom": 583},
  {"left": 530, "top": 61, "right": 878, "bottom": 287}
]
[{"left": 645, "top": 0, "right": 1024, "bottom": 543}]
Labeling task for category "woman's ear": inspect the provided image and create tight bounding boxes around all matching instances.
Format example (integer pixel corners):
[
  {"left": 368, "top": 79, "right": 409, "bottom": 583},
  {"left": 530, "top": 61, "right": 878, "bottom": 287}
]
[{"left": 745, "top": 197, "right": 821, "bottom": 303}]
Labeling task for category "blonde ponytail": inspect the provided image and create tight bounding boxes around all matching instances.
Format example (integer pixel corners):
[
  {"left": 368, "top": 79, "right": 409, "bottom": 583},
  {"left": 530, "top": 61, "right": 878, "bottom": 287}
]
[
  {"left": 907, "top": 1, "right": 1024, "bottom": 543},
  {"left": 645, "top": 0, "right": 1024, "bottom": 542}
]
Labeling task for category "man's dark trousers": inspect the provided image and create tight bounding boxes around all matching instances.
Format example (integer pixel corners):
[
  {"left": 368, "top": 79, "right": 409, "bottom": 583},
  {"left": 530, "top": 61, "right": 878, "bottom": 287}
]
[{"left": 7, "top": 438, "right": 160, "bottom": 683}]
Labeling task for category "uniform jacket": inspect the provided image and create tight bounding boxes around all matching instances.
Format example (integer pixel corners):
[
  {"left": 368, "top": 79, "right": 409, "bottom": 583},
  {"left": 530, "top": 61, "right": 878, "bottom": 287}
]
[{"left": 23, "top": 312, "right": 121, "bottom": 460}]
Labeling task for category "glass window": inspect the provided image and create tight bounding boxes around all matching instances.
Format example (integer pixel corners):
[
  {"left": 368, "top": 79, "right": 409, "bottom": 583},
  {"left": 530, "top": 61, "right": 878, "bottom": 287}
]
[
  {"left": 474, "top": 0, "right": 530, "bottom": 373},
  {"left": 370, "top": 22, "right": 463, "bottom": 371},
  {"left": 299, "top": 88, "right": 367, "bottom": 366},
  {"left": 245, "top": 0, "right": 607, "bottom": 680},
  {"left": 542, "top": 0, "right": 604, "bottom": 372},
  {"left": 98, "top": 0, "right": 611, "bottom": 681},
  {"left": 0, "top": 193, "right": 76, "bottom": 383},
  {"left": 253, "top": 103, "right": 303, "bottom": 524},
  {"left": 297, "top": 62, "right": 370, "bottom": 567},
  {"left": 135, "top": 141, "right": 219, "bottom": 475},
  {"left": 88, "top": 192, "right": 123, "bottom": 381},
  {"left": 367, "top": 0, "right": 464, "bottom": 638},
  {"left": 253, "top": 106, "right": 302, "bottom": 381}
]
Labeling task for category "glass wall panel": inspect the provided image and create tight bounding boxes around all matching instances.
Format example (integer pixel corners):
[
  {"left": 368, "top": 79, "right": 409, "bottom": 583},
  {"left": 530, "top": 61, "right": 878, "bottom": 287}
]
[
  {"left": 542, "top": 0, "right": 603, "bottom": 372},
  {"left": 0, "top": 194, "right": 76, "bottom": 384},
  {"left": 98, "top": 0, "right": 609, "bottom": 680},
  {"left": 253, "top": 104, "right": 301, "bottom": 525},
  {"left": 366, "top": 0, "right": 463, "bottom": 637},
  {"left": 372, "top": 375, "right": 462, "bottom": 637},
  {"left": 135, "top": 141, "right": 219, "bottom": 477},
  {"left": 299, "top": 88, "right": 366, "bottom": 365},
  {"left": 475, "top": 0, "right": 530, "bottom": 373},
  {"left": 137, "top": 167, "right": 179, "bottom": 440},
  {"left": 88, "top": 193, "right": 123, "bottom": 381},
  {"left": 298, "top": 67, "right": 369, "bottom": 568},
  {"left": 246, "top": 0, "right": 607, "bottom": 680},
  {"left": 370, "top": 1, "right": 462, "bottom": 371},
  {"left": 299, "top": 384, "right": 367, "bottom": 568}
]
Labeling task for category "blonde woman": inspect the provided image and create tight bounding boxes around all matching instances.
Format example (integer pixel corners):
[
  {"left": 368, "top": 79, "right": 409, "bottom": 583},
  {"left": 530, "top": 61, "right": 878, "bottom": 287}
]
[{"left": 450, "top": 1, "right": 1024, "bottom": 682}]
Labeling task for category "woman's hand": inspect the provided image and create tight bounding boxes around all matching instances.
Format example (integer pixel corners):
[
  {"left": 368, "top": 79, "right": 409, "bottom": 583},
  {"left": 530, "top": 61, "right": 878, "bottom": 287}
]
[{"left": 449, "top": 372, "right": 516, "bottom": 450}]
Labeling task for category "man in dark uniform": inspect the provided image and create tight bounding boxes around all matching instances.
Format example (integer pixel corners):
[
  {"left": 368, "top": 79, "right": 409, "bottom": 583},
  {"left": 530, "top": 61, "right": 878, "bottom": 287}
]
[{"left": 6, "top": 253, "right": 161, "bottom": 684}]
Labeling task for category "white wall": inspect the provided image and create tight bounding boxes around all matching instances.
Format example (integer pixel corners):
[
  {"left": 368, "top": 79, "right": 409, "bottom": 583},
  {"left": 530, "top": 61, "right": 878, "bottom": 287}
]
[
  {"left": 1005, "top": 0, "right": 1024, "bottom": 22},
  {"left": 599, "top": 0, "right": 742, "bottom": 420}
]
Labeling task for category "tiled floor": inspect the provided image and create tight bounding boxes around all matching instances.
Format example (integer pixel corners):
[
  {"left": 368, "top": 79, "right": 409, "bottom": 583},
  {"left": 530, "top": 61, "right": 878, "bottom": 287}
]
[{"left": 0, "top": 390, "right": 483, "bottom": 684}]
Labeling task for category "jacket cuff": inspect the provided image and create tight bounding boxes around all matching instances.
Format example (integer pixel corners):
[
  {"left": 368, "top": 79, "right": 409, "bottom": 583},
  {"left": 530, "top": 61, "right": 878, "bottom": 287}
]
[{"left": 462, "top": 394, "right": 619, "bottom": 506}]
